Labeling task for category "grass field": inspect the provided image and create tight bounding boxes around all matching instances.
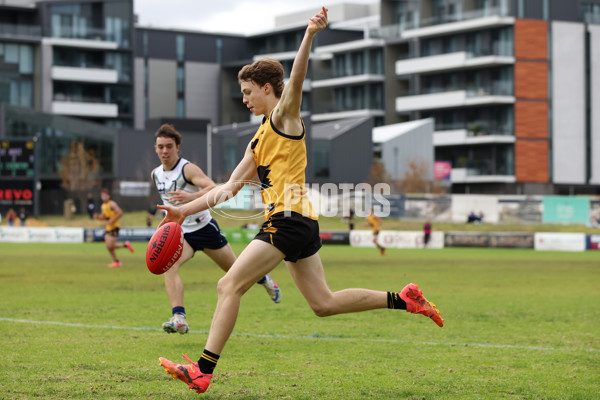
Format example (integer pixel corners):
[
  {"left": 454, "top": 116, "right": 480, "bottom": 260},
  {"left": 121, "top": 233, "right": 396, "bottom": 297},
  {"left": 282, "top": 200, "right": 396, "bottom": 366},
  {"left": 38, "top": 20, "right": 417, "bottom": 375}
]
[{"left": 1, "top": 242, "right": 599, "bottom": 399}]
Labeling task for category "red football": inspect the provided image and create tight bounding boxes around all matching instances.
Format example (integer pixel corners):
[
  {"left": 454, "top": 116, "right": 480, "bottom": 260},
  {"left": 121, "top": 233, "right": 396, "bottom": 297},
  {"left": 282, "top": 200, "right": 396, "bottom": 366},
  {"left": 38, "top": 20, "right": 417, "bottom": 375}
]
[{"left": 146, "top": 222, "right": 184, "bottom": 275}]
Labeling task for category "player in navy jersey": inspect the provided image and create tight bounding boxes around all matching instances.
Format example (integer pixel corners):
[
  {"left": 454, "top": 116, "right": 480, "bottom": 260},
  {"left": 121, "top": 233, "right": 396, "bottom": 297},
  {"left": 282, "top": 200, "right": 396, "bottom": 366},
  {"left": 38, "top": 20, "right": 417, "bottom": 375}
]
[{"left": 151, "top": 123, "right": 281, "bottom": 335}]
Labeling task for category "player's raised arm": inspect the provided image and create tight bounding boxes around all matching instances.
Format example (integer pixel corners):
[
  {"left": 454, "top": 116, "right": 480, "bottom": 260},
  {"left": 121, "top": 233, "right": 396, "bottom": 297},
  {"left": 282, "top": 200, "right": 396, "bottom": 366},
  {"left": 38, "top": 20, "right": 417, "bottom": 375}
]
[{"left": 274, "top": 7, "right": 328, "bottom": 125}]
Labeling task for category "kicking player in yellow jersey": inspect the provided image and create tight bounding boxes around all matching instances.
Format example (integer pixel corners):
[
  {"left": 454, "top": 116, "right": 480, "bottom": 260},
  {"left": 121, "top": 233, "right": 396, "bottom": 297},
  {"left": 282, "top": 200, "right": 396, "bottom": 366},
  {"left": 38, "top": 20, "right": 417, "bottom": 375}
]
[
  {"left": 156, "top": 7, "right": 443, "bottom": 394},
  {"left": 94, "top": 188, "right": 134, "bottom": 268}
]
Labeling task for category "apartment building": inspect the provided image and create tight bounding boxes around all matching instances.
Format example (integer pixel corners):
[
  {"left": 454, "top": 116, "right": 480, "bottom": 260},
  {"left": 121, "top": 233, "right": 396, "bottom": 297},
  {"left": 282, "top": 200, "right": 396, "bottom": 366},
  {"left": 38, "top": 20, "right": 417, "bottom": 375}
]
[
  {"left": 1, "top": 0, "right": 599, "bottom": 198},
  {"left": 1, "top": 0, "right": 134, "bottom": 127},
  {"left": 373, "top": 0, "right": 600, "bottom": 194}
]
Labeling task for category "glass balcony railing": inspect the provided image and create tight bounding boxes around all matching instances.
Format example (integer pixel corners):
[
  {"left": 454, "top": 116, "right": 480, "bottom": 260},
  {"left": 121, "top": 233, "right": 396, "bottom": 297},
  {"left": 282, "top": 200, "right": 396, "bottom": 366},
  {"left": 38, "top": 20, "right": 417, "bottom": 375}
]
[
  {"left": 0, "top": 23, "right": 41, "bottom": 38},
  {"left": 370, "top": 6, "right": 510, "bottom": 41},
  {"left": 434, "top": 121, "right": 513, "bottom": 136},
  {"left": 399, "top": 81, "right": 513, "bottom": 98},
  {"left": 465, "top": 161, "right": 514, "bottom": 176},
  {"left": 466, "top": 81, "right": 513, "bottom": 97},
  {"left": 397, "top": 41, "right": 513, "bottom": 60},
  {"left": 53, "top": 94, "right": 107, "bottom": 103},
  {"left": 313, "top": 101, "right": 383, "bottom": 114},
  {"left": 312, "top": 68, "right": 384, "bottom": 81},
  {"left": 51, "top": 26, "right": 108, "bottom": 41}
]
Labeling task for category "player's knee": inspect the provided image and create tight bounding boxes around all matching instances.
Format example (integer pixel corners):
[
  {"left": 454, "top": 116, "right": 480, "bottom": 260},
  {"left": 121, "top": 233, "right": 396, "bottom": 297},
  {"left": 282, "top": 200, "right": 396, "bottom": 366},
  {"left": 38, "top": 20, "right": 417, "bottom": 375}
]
[
  {"left": 310, "top": 302, "right": 335, "bottom": 317},
  {"left": 216, "top": 275, "right": 243, "bottom": 297}
]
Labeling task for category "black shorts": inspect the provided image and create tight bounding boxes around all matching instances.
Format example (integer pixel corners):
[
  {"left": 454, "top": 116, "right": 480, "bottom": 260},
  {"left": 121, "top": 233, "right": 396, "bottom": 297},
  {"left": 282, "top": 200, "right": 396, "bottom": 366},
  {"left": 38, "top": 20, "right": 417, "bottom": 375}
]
[
  {"left": 105, "top": 228, "right": 119, "bottom": 237},
  {"left": 184, "top": 218, "right": 228, "bottom": 252},
  {"left": 254, "top": 212, "right": 322, "bottom": 263}
]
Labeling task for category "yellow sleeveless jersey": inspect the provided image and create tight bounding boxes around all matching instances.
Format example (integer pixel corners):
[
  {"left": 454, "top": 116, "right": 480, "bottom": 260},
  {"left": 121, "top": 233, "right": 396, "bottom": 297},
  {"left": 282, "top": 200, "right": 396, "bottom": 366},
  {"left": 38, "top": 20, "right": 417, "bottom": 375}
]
[
  {"left": 250, "top": 113, "right": 317, "bottom": 221},
  {"left": 101, "top": 200, "right": 120, "bottom": 231},
  {"left": 367, "top": 213, "right": 381, "bottom": 233}
]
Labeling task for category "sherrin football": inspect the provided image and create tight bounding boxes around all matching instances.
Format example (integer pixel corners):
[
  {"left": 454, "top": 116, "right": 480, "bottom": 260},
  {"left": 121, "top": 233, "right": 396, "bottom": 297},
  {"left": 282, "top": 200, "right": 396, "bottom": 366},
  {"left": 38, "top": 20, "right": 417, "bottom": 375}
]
[{"left": 146, "top": 222, "right": 184, "bottom": 275}]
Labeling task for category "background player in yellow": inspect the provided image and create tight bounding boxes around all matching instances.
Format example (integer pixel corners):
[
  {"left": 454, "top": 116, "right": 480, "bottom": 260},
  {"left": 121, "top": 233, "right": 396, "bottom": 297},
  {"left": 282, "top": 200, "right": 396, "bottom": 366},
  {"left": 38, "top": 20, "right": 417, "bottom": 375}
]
[
  {"left": 94, "top": 188, "right": 134, "bottom": 268},
  {"left": 156, "top": 7, "right": 443, "bottom": 394},
  {"left": 367, "top": 208, "right": 386, "bottom": 255}
]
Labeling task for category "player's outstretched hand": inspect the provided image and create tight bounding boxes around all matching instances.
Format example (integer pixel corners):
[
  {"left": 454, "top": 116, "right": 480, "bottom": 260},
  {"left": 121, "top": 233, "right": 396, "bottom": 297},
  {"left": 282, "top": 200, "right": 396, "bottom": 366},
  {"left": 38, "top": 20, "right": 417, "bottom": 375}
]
[
  {"left": 167, "top": 189, "right": 193, "bottom": 205},
  {"left": 308, "top": 6, "right": 328, "bottom": 34},
  {"left": 156, "top": 204, "right": 185, "bottom": 227}
]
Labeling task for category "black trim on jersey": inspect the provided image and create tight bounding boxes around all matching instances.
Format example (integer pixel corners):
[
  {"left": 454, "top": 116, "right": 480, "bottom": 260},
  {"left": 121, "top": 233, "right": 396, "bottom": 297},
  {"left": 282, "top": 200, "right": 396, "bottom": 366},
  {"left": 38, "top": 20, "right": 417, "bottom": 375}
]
[
  {"left": 162, "top": 157, "right": 184, "bottom": 172},
  {"left": 180, "top": 161, "right": 194, "bottom": 185},
  {"left": 268, "top": 113, "right": 305, "bottom": 141}
]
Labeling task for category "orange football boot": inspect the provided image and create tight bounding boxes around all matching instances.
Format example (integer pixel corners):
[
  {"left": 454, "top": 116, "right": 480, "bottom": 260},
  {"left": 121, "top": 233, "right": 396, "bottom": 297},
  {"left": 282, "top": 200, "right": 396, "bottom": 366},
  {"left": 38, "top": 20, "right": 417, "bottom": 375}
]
[
  {"left": 400, "top": 283, "right": 444, "bottom": 327},
  {"left": 159, "top": 353, "right": 212, "bottom": 394}
]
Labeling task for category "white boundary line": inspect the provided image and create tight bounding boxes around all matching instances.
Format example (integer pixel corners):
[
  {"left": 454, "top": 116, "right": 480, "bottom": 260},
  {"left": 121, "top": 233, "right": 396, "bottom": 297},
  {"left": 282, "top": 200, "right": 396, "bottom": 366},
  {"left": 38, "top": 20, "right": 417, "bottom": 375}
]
[{"left": 1, "top": 317, "right": 597, "bottom": 354}]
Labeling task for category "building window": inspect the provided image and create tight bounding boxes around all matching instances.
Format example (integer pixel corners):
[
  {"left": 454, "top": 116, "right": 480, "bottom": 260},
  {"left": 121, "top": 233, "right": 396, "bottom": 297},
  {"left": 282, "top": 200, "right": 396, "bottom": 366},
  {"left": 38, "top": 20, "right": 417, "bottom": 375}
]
[
  {"left": 177, "top": 98, "right": 185, "bottom": 118},
  {"left": 0, "top": 43, "right": 34, "bottom": 108},
  {"left": 104, "top": 1, "right": 131, "bottom": 48},
  {"left": 369, "top": 49, "right": 383, "bottom": 74},
  {"left": 313, "top": 145, "right": 330, "bottom": 178},
  {"left": 176, "top": 35, "right": 185, "bottom": 62},
  {"left": 216, "top": 38, "right": 223, "bottom": 64},
  {"left": 143, "top": 31, "right": 149, "bottom": 57},
  {"left": 177, "top": 66, "right": 185, "bottom": 95}
]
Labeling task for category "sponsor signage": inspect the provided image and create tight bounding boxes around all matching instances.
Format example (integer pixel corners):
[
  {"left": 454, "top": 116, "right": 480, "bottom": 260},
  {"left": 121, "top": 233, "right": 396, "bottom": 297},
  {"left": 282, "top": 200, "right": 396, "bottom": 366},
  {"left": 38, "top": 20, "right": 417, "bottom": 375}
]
[
  {"left": 0, "top": 227, "right": 83, "bottom": 243},
  {"left": 534, "top": 232, "right": 587, "bottom": 252},
  {"left": 0, "top": 179, "right": 35, "bottom": 214},
  {"left": 86, "top": 227, "right": 156, "bottom": 242},
  {"left": 319, "top": 231, "right": 350, "bottom": 245},
  {"left": 488, "top": 233, "right": 534, "bottom": 249},
  {"left": 542, "top": 196, "right": 590, "bottom": 224},
  {"left": 444, "top": 232, "right": 489, "bottom": 247},
  {"left": 350, "top": 230, "right": 444, "bottom": 249},
  {"left": 587, "top": 234, "right": 600, "bottom": 250},
  {"left": 434, "top": 161, "right": 452, "bottom": 180}
]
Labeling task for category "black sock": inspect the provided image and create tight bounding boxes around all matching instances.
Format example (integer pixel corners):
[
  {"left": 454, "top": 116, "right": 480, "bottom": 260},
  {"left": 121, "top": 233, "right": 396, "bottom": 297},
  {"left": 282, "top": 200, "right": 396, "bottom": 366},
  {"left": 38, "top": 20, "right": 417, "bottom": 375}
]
[
  {"left": 172, "top": 306, "right": 186, "bottom": 317},
  {"left": 387, "top": 292, "right": 407, "bottom": 310},
  {"left": 198, "top": 349, "right": 220, "bottom": 374}
]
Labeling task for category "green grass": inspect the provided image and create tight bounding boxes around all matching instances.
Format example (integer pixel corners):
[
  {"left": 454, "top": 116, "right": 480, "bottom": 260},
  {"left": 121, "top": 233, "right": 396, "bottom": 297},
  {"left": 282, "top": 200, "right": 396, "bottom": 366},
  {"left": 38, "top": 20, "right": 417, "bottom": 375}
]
[{"left": 1, "top": 243, "right": 599, "bottom": 399}]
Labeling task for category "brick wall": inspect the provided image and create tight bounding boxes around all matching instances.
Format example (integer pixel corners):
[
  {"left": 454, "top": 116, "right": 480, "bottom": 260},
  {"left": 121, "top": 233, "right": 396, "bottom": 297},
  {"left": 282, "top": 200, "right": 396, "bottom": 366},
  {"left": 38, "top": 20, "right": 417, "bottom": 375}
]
[{"left": 514, "top": 19, "right": 549, "bottom": 183}]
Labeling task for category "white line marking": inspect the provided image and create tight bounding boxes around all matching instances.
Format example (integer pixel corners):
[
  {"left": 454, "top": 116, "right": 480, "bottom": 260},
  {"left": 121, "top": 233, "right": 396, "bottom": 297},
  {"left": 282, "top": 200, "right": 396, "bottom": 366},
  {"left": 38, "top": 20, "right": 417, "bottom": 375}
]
[{"left": 1, "top": 317, "right": 597, "bottom": 353}]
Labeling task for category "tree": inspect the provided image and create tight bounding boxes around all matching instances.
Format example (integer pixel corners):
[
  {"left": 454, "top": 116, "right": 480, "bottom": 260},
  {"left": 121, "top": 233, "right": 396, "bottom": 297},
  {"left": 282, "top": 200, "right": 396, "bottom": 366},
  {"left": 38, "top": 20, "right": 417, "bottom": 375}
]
[
  {"left": 57, "top": 141, "right": 101, "bottom": 216},
  {"left": 367, "top": 158, "right": 391, "bottom": 186},
  {"left": 58, "top": 141, "right": 100, "bottom": 191},
  {"left": 395, "top": 158, "right": 446, "bottom": 194}
]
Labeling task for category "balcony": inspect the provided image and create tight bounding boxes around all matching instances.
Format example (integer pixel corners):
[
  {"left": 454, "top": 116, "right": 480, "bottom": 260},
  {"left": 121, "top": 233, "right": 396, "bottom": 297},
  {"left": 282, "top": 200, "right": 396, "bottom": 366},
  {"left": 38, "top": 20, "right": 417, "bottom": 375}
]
[
  {"left": 42, "top": 36, "right": 118, "bottom": 50},
  {"left": 311, "top": 100, "right": 384, "bottom": 122},
  {"left": 370, "top": 7, "right": 514, "bottom": 41},
  {"left": 51, "top": 66, "right": 118, "bottom": 84},
  {"left": 396, "top": 84, "right": 514, "bottom": 112},
  {"left": 52, "top": 96, "right": 118, "bottom": 118},
  {"left": 312, "top": 74, "right": 385, "bottom": 89},
  {"left": 434, "top": 129, "right": 515, "bottom": 147},
  {"left": 0, "top": 23, "right": 41, "bottom": 39},
  {"left": 311, "top": 108, "right": 385, "bottom": 123},
  {"left": 395, "top": 51, "right": 514, "bottom": 76},
  {"left": 451, "top": 167, "right": 515, "bottom": 183}
]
